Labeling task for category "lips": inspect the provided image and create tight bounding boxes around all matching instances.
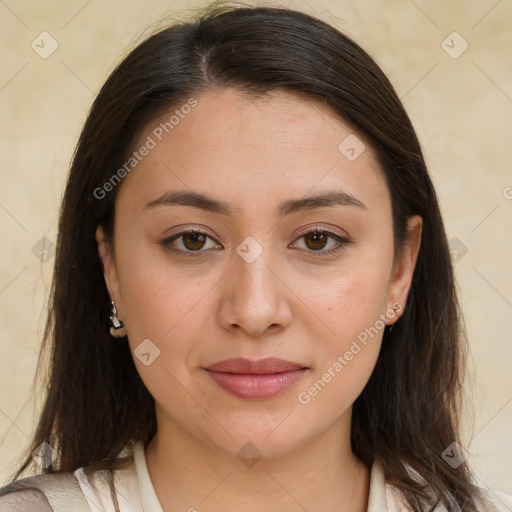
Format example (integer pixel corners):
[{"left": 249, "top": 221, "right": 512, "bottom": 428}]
[
  {"left": 204, "top": 357, "right": 308, "bottom": 399},
  {"left": 206, "top": 357, "right": 307, "bottom": 374}
]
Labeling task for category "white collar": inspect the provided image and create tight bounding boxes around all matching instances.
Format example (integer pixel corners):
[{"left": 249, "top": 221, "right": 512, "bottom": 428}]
[{"left": 133, "top": 440, "right": 165, "bottom": 512}]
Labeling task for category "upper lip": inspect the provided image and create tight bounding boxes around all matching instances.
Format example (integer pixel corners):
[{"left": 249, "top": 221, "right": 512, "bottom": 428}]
[{"left": 205, "top": 357, "right": 307, "bottom": 374}]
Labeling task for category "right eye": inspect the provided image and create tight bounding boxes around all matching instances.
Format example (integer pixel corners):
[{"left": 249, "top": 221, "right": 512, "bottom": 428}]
[{"left": 160, "top": 229, "right": 222, "bottom": 257}]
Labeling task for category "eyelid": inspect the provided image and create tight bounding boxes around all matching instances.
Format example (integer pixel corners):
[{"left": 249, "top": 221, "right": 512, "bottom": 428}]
[{"left": 160, "top": 226, "right": 352, "bottom": 257}]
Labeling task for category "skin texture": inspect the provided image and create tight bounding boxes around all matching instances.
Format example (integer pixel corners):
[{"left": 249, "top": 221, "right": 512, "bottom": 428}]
[{"left": 96, "top": 87, "right": 422, "bottom": 512}]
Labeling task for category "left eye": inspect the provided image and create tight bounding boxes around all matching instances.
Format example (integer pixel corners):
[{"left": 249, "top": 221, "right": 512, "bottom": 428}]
[
  {"left": 291, "top": 229, "right": 351, "bottom": 255},
  {"left": 161, "top": 228, "right": 351, "bottom": 257}
]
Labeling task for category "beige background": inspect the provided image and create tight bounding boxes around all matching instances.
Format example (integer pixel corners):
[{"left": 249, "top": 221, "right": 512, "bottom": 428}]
[{"left": 0, "top": 0, "right": 511, "bottom": 496}]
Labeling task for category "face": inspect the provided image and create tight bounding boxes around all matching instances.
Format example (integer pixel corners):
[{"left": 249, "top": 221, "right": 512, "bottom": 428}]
[{"left": 96, "top": 87, "right": 421, "bottom": 459}]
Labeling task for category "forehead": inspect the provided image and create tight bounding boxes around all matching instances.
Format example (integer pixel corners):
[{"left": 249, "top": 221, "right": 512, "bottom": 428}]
[{"left": 115, "top": 87, "right": 389, "bottom": 218}]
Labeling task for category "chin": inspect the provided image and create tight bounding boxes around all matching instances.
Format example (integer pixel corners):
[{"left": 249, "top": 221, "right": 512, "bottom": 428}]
[{"left": 198, "top": 421, "right": 311, "bottom": 463}]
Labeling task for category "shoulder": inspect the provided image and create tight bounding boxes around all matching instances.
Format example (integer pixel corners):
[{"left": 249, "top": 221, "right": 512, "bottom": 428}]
[
  {"left": 386, "top": 482, "right": 512, "bottom": 511},
  {"left": 0, "top": 488, "right": 53, "bottom": 512},
  {"left": 381, "top": 458, "right": 512, "bottom": 512},
  {"left": 0, "top": 472, "right": 89, "bottom": 512}
]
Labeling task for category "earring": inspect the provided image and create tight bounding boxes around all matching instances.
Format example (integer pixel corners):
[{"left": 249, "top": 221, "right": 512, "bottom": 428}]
[
  {"left": 109, "top": 300, "right": 127, "bottom": 338},
  {"left": 388, "top": 303, "right": 402, "bottom": 332}
]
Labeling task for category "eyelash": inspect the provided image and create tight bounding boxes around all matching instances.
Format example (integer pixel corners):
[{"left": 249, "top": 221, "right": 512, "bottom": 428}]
[{"left": 160, "top": 227, "right": 352, "bottom": 258}]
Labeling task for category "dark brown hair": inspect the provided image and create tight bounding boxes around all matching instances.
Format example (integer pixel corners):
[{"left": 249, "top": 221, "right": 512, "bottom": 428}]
[{"left": 1, "top": 1, "right": 497, "bottom": 510}]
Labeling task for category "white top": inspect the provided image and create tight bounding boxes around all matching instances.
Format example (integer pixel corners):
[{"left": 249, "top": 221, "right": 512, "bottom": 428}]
[{"left": 68, "top": 441, "right": 512, "bottom": 512}]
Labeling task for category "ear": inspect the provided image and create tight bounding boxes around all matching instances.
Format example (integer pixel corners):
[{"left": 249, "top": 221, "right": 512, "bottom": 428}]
[
  {"left": 96, "top": 225, "right": 124, "bottom": 316},
  {"left": 386, "top": 215, "right": 422, "bottom": 324}
]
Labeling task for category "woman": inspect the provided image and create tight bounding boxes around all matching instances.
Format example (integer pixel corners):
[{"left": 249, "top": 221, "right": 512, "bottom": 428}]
[{"left": 1, "top": 2, "right": 510, "bottom": 511}]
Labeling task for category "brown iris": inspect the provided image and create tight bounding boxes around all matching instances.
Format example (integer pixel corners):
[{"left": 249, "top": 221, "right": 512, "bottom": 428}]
[
  {"left": 182, "top": 232, "right": 207, "bottom": 250},
  {"left": 303, "top": 231, "right": 328, "bottom": 251}
]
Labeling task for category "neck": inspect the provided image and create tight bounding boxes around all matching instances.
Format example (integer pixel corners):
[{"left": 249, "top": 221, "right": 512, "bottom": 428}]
[{"left": 144, "top": 412, "right": 370, "bottom": 512}]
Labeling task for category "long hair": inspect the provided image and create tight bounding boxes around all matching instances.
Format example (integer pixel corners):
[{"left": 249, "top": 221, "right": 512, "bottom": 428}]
[{"left": 3, "top": 2, "right": 495, "bottom": 510}]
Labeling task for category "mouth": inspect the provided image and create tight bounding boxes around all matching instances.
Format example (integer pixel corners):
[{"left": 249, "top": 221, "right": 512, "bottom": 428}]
[{"left": 203, "top": 357, "right": 309, "bottom": 400}]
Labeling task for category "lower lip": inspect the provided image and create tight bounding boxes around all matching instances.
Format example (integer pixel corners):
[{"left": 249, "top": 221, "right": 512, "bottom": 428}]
[{"left": 204, "top": 369, "right": 308, "bottom": 399}]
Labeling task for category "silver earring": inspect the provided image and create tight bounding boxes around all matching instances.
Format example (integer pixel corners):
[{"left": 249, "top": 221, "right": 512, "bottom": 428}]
[{"left": 109, "top": 300, "right": 127, "bottom": 338}]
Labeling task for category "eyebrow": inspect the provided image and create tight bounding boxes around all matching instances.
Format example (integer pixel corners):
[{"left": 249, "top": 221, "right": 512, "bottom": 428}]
[{"left": 143, "top": 189, "right": 366, "bottom": 216}]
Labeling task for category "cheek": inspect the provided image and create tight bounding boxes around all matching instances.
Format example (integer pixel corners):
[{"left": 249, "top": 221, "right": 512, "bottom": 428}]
[
  {"left": 296, "top": 270, "right": 390, "bottom": 415},
  {"left": 112, "top": 239, "right": 193, "bottom": 359},
  {"left": 310, "top": 274, "right": 388, "bottom": 377},
  {"left": 309, "top": 252, "right": 394, "bottom": 339},
  {"left": 296, "top": 243, "right": 393, "bottom": 404},
  {"left": 114, "top": 247, "right": 209, "bottom": 407},
  {"left": 115, "top": 230, "right": 207, "bottom": 329},
  {"left": 295, "top": 336, "right": 380, "bottom": 427}
]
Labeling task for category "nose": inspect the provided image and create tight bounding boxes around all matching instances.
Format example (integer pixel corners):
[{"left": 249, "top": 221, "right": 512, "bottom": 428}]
[{"left": 217, "top": 248, "right": 293, "bottom": 337}]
